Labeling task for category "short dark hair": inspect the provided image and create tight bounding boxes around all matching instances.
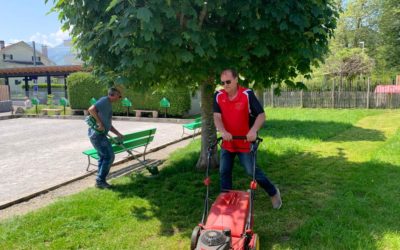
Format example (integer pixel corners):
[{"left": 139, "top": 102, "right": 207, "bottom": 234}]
[
  {"left": 221, "top": 69, "right": 238, "bottom": 78},
  {"left": 108, "top": 87, "right": 121, "bottom": 96}
]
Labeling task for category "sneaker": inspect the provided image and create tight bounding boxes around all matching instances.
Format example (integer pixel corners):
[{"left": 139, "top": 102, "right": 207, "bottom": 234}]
[
  {"left": 271, "top": 188, "right": 282, "bottom": 209},
  {"left": 95, "top": 181, "right": 112, "bottom": 189}
]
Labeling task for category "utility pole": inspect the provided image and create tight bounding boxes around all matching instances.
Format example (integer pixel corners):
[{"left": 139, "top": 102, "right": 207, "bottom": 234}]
[{"left": 32, "top": 41, "right": 37, "bottom": 66}]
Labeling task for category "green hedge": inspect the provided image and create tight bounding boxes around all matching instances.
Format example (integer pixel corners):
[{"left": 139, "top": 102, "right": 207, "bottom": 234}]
[
  {"left": 67, "top": 72, "right": 191, "bottom": 116},
  {"left": 67, "top": 72, "right": 106, "bottom": 109},
  {"left": 20, "top": 83, "right": 65, "bottom": 89},
  {"left": 114, "top": 86, "right": 191, "bottom": 116}
]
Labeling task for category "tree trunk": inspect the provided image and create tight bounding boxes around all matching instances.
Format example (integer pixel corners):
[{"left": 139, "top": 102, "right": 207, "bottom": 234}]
[{"left": 196, "top": 78, "right": 218, "bottom": 170}]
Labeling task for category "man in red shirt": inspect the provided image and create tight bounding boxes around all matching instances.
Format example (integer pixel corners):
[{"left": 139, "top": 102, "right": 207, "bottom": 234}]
[{"left": 213, "top": 69, "right": 282, "bottom": 209}]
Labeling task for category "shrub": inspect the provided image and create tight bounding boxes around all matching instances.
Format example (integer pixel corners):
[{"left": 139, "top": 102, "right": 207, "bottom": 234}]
[
  {"left": 113, "top": 86, "right": 191, "bottom": 117},
  {"left": 67, "top": 72, "right": 106, "bottom": 109},
  {"left": 67, "top": 72, "right": 191, "bottom": 116},
  {"left": 20, "top": 83, "right": 65, "bottom": 89}
]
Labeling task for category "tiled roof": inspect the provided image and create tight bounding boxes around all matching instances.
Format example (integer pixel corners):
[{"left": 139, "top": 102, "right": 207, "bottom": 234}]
[
  {"left": 374, "top": 85, "right": 400, "bottom": 93},
  {"left": 0, "top": 65, "right": 87, "bottom": 77}
]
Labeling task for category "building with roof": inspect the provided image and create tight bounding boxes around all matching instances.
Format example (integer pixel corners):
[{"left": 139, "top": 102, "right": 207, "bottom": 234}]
[
  {"left": 0, "top": 40, "right": 72, "bottom": 101},
  {"left": 374, "top": 84, "right": 400, "bottom": 108},
  {"left": 374, "top": 85, "right": 400, "bottom": 94},
  {"left": 0, "top": 41, "right": 55, "bottom": 68}
]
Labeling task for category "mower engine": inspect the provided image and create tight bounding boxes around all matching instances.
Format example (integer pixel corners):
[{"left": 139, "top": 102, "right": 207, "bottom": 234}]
[{"left": 196, "top": 229, "right": 231, "bottom": 250}]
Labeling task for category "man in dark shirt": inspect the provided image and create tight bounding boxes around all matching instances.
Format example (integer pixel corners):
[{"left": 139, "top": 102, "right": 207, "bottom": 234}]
[
  {"left": 213, "top": 69, "right": 282, "bottom": 209},
  {"left": 88, "top": 87, "right": 123, "bottom": 189}
]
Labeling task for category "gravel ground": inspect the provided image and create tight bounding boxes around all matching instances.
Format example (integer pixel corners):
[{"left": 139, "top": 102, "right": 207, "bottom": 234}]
[{"left": 0, "top": 137, "right": 196, "bottom": 221}]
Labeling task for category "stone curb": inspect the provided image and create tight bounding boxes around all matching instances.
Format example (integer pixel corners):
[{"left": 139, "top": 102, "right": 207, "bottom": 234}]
[{"left": 1, "top": 114, "right": 196, "bottom": 124}]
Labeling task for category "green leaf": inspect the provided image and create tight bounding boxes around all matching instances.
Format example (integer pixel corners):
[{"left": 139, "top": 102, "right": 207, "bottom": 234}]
[
  {"left": 280, "top": 22, "right": 288, "bottom": 31},
  {"left": 108, "top": 15, "right": 118, "bottom": 26},
  {"left": 179, "top": 51, "right": 193, "bottom": 63},
  {"left": 137, "top": 7, "right": 152, "bottom": 22},
  {"left": 106, "top": 0, "right": 120, "bottom": 12},
  {"left": 284, "top": 79, "right": 295, "bottom": 88},
  {"left": 195, "top": 46, "right": 205, "bottom": 56},
  {"left": 252, "top": 46, "right": 270, "bottom": 57}
]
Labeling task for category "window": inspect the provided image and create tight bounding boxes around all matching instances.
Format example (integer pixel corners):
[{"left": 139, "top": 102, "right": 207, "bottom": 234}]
[{"left": 2, "top": 54, "right": 13, "bottom": 60}]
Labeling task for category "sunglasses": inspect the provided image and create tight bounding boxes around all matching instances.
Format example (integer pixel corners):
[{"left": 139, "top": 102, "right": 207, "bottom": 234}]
[{"left": 220, "top": 80, "right": 232, "bottom": 85}]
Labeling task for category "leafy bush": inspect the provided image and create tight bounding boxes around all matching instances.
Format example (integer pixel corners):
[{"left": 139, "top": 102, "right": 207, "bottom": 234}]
[
  {"left": 67, "top": 72, "right": 191, "bottom": 116},
  {"left": 67, "top": 72, "right": 107, "bottom": 109},
  {"left": 114, "top": 86, "right": 191, "bottom": 117},
  {"left": 20, "top": 83, "right": 65, "bottom": 89}
]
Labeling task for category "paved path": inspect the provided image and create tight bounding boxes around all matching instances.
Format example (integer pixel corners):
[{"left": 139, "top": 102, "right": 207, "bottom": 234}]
[{"left": 0, "top": 117, "right": 187, "bottom": 207}]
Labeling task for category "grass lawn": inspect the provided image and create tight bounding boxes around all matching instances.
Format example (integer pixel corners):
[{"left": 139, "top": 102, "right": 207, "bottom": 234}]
[{"left": 1, "top": 108, "right": 400, "bottom": 249}]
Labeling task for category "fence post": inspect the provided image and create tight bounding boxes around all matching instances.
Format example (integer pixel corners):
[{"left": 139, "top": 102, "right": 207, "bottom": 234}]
[
  {"left": 332, "top": 78, "right": 335, "bottom": 108},
  {"left": 271, "top": 87, "right": 274, "bottom": 108},
  {"left": 300, "top": 90, "right": 303, "bottom": 108},
  {"left": 366, "top": 77, "right": 370, "bottom": 109}
]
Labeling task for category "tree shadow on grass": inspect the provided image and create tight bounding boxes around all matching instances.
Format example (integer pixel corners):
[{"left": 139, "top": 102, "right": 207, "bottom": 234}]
[
  {"left": 111, "top": 145, "right": 400, "bottom": 249},
  {"left": 263, "top": 120, "right": 386, "bottom": 142}
]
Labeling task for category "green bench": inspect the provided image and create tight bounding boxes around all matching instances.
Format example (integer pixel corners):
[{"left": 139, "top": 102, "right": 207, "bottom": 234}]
[
  {"left": 182, "top": 117, "right": 202, "bottom": 138},
  {"left": 83, "top": 128, "right": 157, "bottom": 171}
]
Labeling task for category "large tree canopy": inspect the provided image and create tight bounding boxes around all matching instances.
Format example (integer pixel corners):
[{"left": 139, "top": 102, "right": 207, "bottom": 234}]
[
  {"left": 52, "top": 0, "right": 338, "bottom": 87},
  {"left": 51, "top": 0, "right": 339, "bottom": 168},
  {"left": 380, "top": 0, "right": 400, "bottom": 71}
]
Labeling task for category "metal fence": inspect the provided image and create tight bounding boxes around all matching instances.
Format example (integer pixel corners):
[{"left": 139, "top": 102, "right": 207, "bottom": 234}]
[{"left": 263, "top": 89, "right": 400, "bottom": 109}]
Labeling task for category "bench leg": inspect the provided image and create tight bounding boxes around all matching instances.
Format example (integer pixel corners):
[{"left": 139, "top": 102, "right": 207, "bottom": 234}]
[
  {"left": 86, "top": 156, "right": 91, "bottom": 171},
  {"left": 143, "top": 144, "right": 149, "bottom": 162},
  {"left": 86, "top": 156, "right": 97, "bottom": 171}
]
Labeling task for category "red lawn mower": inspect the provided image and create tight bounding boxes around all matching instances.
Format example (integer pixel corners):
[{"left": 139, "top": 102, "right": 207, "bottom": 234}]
[{"left": 191, "top": 136, "right": 262, "bottom": 250}]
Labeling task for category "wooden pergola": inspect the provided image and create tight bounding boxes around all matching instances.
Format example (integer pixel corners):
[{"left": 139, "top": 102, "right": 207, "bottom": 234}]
[{"left": 0, "top": 65, "right": 86, "bottom": 98}]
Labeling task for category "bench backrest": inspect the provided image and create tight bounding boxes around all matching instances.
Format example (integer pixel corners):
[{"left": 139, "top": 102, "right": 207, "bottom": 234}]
[
  {"left": 83, "top": 128, "right": 156, "bottom": 157},
  {"left": 109, "top": 128, "right": 156, "bottom": 143},
  {"left": 111, "top": 136, "right": 155, "bottom": 153},
  {"left": 110, "top": 128, "right": 156, "bottom": 149},
  {"left": 195, "top": 117, "right": 202, "bottom": 123}
]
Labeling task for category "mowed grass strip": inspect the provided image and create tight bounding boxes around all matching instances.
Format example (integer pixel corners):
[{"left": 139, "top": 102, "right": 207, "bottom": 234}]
[{"left": 1, "top": 108, "right": 400, "bottom": 249}]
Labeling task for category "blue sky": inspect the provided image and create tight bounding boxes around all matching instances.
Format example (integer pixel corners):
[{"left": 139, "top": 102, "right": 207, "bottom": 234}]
[{"left": 1, "top": 0, "right": 70, "bottom": 47}]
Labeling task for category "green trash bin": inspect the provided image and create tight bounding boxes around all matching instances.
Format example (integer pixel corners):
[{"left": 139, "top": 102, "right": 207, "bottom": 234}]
[
  {"left": 31, "top": 97, "right": 40, "bottom": 114},
  {"left": 90, "top": 97, "right": 97, "bottom": 105},
  {"left": 60, "top": 98, "right": 69, "bottom": 115},
  {"left": 160, "top": 97, "right": 170, "bottom": 118},
  {"left": 121, "top": 97, "right": 132, "bottom": 116}
]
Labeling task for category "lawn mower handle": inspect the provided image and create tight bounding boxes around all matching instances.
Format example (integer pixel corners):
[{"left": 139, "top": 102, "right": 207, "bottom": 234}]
[{"left": 209, "top": 136, "right": 263, "bottom": 150}]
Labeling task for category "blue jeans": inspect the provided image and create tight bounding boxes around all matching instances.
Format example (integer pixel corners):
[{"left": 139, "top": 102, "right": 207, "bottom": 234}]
[
  {"left": 220, "top": 148, "right": 277, "bottom": 197},
  {"left": 88, "top": 129, "right": 115, "bottom": 183}
]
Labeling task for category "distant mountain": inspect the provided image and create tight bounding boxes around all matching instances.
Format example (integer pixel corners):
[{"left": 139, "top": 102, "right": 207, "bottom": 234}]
[
  {"left": 28, "top": 40, "right": 82, "bottom": 65},
  {"left": 48, "top": 40, "right": 82, "bottom": 65}
]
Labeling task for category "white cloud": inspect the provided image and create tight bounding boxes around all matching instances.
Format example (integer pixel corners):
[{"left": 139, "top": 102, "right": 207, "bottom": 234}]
[
  {"left": 5, "top": 39, "right": 21, "bottom": 46},
  {"left": 28, "top": 28, "right": 70, "bottom": 47}
]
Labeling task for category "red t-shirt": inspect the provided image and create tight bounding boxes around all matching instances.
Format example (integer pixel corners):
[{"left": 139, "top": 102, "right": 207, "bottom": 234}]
[{"left": 213, "top": 86, "right": 264, "bottom": 152}]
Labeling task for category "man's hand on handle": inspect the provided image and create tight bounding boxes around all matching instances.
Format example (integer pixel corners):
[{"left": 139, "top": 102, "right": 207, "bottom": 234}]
[
  {"left": 221, "top": 131, "right": 233, "bottom": 141},
  {"left": 97, "top": 123, "right": 105, "bottom": 132},
  {"left": 246, "top": 129, "right": 257, "bottom": 142}
]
